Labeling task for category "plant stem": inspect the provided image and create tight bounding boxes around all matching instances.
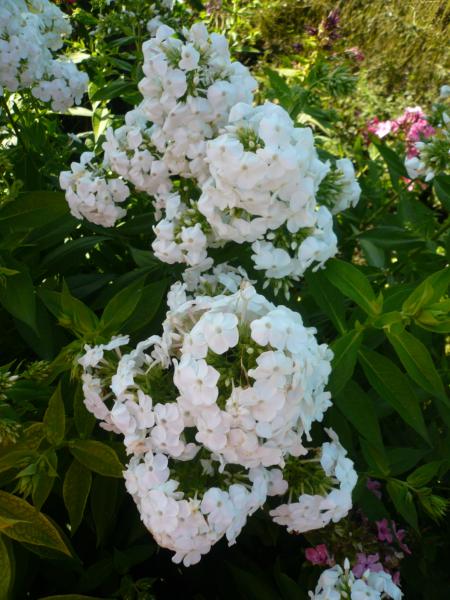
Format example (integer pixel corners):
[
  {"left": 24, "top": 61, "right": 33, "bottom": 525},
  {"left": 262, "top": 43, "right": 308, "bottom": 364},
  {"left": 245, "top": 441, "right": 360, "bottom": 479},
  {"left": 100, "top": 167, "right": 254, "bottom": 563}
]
[{"left": 0, "top": 96, "right": 28, "bottom": 151}]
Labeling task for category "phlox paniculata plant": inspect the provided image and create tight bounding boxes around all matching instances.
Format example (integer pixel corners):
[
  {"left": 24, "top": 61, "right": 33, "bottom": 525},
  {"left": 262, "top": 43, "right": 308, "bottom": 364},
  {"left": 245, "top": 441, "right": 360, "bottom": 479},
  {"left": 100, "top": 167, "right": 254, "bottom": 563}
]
[
  {"left": 0, "top": 0, "right": 88, "bottom": 111},
  {"left": 60, "top": 18, "right": 361, "bottom": 294},
  {"left": 79, "top": 271, "right": 357, "bottom": 566}
]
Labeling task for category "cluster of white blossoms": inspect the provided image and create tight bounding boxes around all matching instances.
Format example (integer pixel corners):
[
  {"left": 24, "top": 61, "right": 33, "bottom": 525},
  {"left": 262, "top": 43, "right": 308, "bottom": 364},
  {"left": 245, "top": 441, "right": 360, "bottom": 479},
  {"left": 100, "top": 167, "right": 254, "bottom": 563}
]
[
  {"left": 61, "top": 18, "right": 360, "bottom": 290},
  {"left": 0, "top": 0, "right": 88, "bottom": 111},
  {"left": 79, "top": 275, "right": 357, "bottom": 565},
  {"left": 405, "top": 85, "right": 450, "bottom": 182},
  {"left": 59, "top": 152, "right": 130, "bottom": 227},
  {"left": 310, "top": 559, "right": 402, "bottom": 600}
]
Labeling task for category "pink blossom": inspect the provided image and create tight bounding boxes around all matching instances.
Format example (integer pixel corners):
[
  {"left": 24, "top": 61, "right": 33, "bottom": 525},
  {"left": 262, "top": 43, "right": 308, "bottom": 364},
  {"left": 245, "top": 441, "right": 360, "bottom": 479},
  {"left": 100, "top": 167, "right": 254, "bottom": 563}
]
[
  {"left": 392, "top": 521, "right": 412, "bottom": 555},
  {"left": 305, "top": 544, "right": 332, "bottom": 566},
  {"left": 366, "top": 118, "right": 392, "bottom": 139},
  {"left": 376, "top": 518, "right": 393, "bottom": 543},
  {"left": 366, "top": 478, "right": 382, "bottom": 499},
  {"left": 346, "top": 46, "right": 365, "bottom": 62},
  {"left": 352, "top": 553, "right": 384, "bottom": 578},
  {"left": 393, "top": 571, "right": 401, "bottom": 585}
]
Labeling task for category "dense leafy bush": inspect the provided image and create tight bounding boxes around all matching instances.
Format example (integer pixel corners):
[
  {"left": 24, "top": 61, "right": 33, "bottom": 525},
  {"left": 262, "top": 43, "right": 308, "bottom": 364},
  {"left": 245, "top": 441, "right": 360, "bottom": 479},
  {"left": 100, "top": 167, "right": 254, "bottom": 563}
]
[{"left": 0, "top": 1, "right": 449, "bottom": 599}]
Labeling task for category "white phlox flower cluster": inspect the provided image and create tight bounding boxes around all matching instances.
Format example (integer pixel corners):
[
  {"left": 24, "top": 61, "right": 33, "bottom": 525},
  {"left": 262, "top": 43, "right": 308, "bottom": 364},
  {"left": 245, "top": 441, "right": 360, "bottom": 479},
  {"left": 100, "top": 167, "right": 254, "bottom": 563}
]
[
  {"left": 79, "top": 280, "right": 356, "bottom": 565},
  {"left": 270, "top": 428, "right": 357, "bottom": 533},
  {"left": 0, "top": 0, "right": 88, "bottom": 110},
  {"left": 310, "top": 559, "right": 403, "bottom": 600},
  {"left": 329, "top": 158, "right": 362, "bottom": 214},
  {"left": 59, "top": 152, "right": 130, "bottom": 227},
  {"left": 61, "top": 19, "right": 360, "bottom": 290}
]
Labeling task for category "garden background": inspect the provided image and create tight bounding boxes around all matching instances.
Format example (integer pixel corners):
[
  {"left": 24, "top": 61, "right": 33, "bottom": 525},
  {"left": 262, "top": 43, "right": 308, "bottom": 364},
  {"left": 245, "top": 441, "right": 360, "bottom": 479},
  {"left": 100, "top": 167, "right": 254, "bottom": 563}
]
[{"left": 0, "top": 1, "right": 449, "bottom": 599}]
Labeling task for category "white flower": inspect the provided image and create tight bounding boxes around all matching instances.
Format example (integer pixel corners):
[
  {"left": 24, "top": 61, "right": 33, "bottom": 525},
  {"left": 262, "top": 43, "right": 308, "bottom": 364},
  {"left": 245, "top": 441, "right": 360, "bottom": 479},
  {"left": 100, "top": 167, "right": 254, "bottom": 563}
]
[
  {"left": 199, "top": 311, "right": 239, "bottom": 354},
  {"left": 179, "top": 43, "right": 200, "bottom": 71}
]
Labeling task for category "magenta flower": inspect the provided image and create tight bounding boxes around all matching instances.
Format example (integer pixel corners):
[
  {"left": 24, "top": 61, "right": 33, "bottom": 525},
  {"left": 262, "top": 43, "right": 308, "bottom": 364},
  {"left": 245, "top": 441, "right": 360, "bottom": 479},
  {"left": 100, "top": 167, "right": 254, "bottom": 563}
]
[
  {"left": 392, "top": 522, "right": 412, "bottom": 555},
  {"left": 376, "top": 518, "right": 393, "bottom": 543},
  {"left": 305, "top": 544, "right": 332, "bottom": 566},
  {"left": 352, "top": 553, "right": 384, "bottom": 578}
]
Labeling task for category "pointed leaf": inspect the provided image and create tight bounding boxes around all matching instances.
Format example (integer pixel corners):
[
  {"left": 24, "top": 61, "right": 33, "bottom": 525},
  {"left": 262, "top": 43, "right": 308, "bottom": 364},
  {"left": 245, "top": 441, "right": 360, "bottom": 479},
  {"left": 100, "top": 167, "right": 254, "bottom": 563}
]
[
  {"left": 69, "top": 440, "right": 123, "bottom": 478},
  {"left": 43, "top": 383, "right": 65, "bottom": 446},
  {"left": 329, "top": 329, "right": 363, "bottom": 395},
  {"left": 99, "top": 276, "right": 146, "bottom": 335},
  {"left": 386, "top": 480, "right": 418, "bottom": 530},
  {"left": 0, "top": 491, "right": 71, "bottom": 555},
  {"left": 323, "top": 259, "right": 382, "bottom": 315},
  {"left": 359, "top": 348, "right": 430, "bottom": 444},
  {"left": 63, "top": 459, "right": 92, "bottom": 534},
  {"left": 386, "top": 329, "right": 447, "bottom": 402}
]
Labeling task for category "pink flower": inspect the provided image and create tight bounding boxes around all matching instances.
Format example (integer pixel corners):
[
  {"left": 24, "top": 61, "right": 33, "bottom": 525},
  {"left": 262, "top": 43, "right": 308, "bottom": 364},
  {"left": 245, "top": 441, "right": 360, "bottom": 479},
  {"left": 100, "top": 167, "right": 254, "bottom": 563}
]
[
  {"left": 376, "top": 518, "right": 393, "bottom": 543},
  {"left": 353, "top": 553, "right": 384, "bottom": 578},
  {"left": 366, "top": 478, "right": 382, "bottom": 499},
  {"left": 393, "top": 571, "right": 401, "bottom": 585},
  {"left": 392, "top": 521, "right": 412, "bottom": 555},
  {"left": 305, "top": 544, "right": 331, "bottom": 566},
  {"left": 346, "top": 46, "right": 365, "bottom": 62}
]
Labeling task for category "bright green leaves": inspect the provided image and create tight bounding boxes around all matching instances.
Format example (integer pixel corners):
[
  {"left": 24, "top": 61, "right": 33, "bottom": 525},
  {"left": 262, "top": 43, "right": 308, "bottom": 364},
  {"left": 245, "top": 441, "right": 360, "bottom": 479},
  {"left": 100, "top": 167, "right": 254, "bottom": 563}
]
[
  {"left": 328, "top": 329, "right": 364, "bottom": 395},
  {"left": 98, "top": 276, "right": 145, "bottom": 336},
  {"left": 0, "top": 491, "right": 71, "bottom": 556},
  {"left": 323, "top": 259, "right": 383, "bottom": 316},
  {"left": 359, "top": 348, "right": 430, "bottom": 444},
  {"left": 386, "top": 328, "right": 447, "bottom": 402},
  {"left": 69, "top": 441, "right": 123, "bottom": 479}
]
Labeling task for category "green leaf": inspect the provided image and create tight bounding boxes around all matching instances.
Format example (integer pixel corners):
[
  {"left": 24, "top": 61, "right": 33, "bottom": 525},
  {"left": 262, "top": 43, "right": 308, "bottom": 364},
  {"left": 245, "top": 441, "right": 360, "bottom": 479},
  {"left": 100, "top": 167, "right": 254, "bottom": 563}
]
[
  {"left": 0, "top": 491, "right": 71, "bottom": 555},
  {"left": 69, "top": 440, "right": 123, "bottom": 478},
  {"left": 387, "top": 447, "right": 429, "bottom": 476},
  {"left": 359, "top": 226, "right": 422, "bottom": 249},
  {"left": 323, "top": 259, "right": 382, "bottom": 315},
  {"left": 74, "top": 383, "right": 96, "bottom": 439},
  {"left": 90, "top": 79, "right": 136, "bottom": 102},
  {"left": 386, "top": 480, "right": 418, "bottom": 530},
  {"left": 407, "top": 461, "right": 448, "bottom": 488},
  {"left": 402, "top": 268, "right": 450, "bottom": 316},
  {"left": 229, "top": 564, "right": 282, "bottom": 600},
  {"left": 61, "top": 281, "right": 99, "bottom": 335},
  {"left": 329, "top": 329, "right": 363, "bottom": 395},
  {"left": 99, "top": 276, "right": 146, "bottom": 335},
  {"left": 373, "top": 141, "right": 408, "bottom": 187},
  {"left": 90, "top": 476, "right": 119, "bottom": 546},
  {"left": 122, "top": 279, "right": 169, "bottom": 333},
  {"left": 63, "top": 459, "right": 92, "bottom": 534},
  {"left": 434, "top": 174, "right": 450, "bottom": 211},
  {"left": 0, "top": 191, "right": 67, "bottom": 235},
  {"left": 386, "top": 328, "right": 447, "bottom": 402},
  {"left": 0, "top": 450, "right": 33, "bottom": 475},
  {"left": 43, "top": 384, "right": 65, "bottom": 446},
  {"left": 39, "top": 236, "right": 109, "bottom": 273},
  {"left": 0, "top": 259, "right": 37, "bottom": 333},
  {"left": 359, "top": 348, "right": 430, "bottom": 444},
  {"left": 360, "top": 437, "right": 390, "bottom": 476},
  {"left": 336, "top": 381, "right": 384, "bottom": 449},
  {"left": 0, "top": 535, "right": 13, "bottom": 600},
  {"left": 305, "top": 269, "right": 346, "bottom": 333},
  {"left": 32, "top": 471, "right": 56, "bottom": 511}
]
